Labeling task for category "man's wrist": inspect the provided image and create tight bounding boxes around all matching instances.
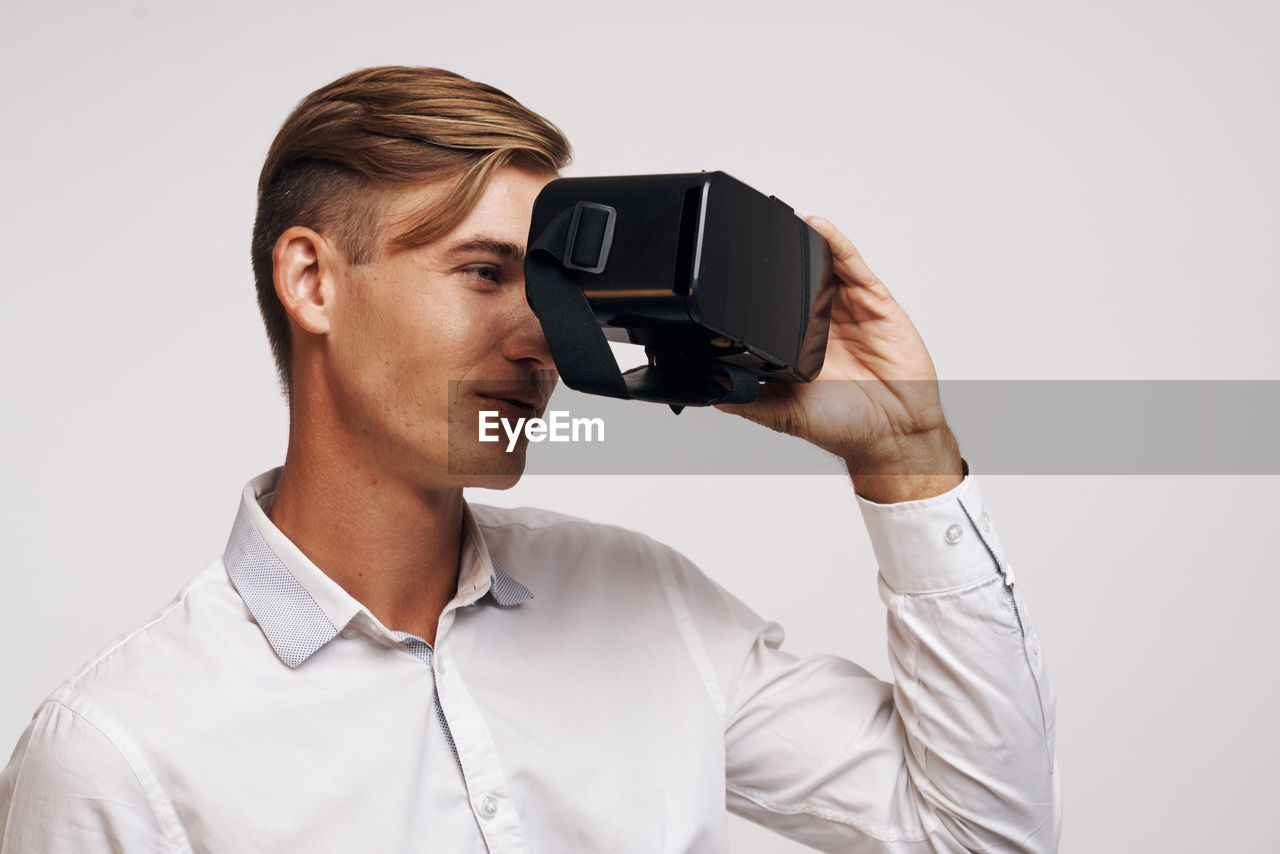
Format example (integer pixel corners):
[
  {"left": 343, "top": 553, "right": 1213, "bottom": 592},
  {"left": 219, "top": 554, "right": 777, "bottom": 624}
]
[{"left": 844, "top": 428, "right": 966, "bottom": 504}]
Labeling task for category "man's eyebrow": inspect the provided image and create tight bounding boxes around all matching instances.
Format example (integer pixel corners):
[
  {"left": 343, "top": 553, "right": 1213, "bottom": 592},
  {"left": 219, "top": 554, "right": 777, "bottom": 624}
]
[{"left": 440, "top": 237, "right": 526, "bottom": 263}]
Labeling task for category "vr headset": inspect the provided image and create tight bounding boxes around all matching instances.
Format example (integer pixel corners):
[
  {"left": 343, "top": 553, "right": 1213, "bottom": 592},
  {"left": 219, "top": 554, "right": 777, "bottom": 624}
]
[{"left": 524, "top": 172, "right": 834, "bottom": 413}]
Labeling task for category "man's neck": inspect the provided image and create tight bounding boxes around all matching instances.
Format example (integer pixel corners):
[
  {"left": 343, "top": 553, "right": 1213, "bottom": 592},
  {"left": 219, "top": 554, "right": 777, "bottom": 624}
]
[{"left": 266, "top": 441, "right": 464, "bottom": 647}]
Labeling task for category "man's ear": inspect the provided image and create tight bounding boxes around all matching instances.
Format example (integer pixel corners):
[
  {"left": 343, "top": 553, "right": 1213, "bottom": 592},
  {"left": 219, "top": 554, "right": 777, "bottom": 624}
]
[{"left": 272, "top": 226, "right": 340, "bottom": 336}]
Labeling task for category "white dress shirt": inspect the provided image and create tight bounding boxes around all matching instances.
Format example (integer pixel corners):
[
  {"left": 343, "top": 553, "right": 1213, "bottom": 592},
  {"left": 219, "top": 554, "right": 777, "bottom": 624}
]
[{"left": 0, "top": 467, "right": 1060, "bottom": 852}]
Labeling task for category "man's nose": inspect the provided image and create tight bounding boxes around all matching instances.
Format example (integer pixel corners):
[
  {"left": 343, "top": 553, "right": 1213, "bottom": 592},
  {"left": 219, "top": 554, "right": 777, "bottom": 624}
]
[{"left": 502, "top": 283, "right": 556, "bottom": 372}]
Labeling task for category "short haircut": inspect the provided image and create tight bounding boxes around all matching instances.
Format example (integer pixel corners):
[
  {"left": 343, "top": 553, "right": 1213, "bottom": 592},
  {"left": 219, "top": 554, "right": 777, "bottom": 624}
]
[{"left": 250, "top": 66, "right": 572, "bottom": 400}]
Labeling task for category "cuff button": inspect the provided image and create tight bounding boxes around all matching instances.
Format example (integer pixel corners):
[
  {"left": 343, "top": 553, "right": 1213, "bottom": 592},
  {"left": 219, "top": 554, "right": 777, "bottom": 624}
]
[{"left": 944, "top": 523, "right": 964, "bottom": 544}]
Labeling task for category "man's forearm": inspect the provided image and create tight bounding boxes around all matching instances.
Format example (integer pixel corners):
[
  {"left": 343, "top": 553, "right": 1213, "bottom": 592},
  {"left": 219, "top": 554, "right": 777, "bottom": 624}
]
[{"left": 859, "top": 474, "right": 1061, "bottom": 852}]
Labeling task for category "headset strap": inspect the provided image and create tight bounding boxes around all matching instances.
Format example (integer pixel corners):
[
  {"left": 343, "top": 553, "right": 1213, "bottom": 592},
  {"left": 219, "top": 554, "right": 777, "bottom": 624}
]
[{"left": 525, "top": 203, "right": 760, "bottom": 411}]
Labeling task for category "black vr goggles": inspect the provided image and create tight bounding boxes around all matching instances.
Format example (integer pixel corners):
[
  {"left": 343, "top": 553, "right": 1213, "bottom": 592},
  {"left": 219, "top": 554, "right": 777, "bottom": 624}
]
[{"left": 524, "top": 172, "right": 835, "bottom": 413}]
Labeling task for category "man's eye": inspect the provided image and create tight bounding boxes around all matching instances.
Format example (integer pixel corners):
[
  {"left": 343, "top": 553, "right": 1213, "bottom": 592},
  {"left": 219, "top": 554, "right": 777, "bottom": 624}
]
[{"left": 466, "top": 265, "right": 502, "bottom": 284}]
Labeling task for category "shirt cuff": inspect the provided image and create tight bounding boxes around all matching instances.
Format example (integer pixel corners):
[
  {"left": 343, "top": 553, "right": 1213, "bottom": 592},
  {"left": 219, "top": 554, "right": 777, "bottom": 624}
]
[{"left": 855, "top": 470, "right": 1009, "bottom": 594}]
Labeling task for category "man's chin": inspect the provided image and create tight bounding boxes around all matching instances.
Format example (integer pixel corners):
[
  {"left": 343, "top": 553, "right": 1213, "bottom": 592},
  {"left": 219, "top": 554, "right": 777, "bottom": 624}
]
[
  {"left": 463, "top": 471, "right": 525, "bottom": 491},
  {"left": 446, "top": 442, "right": 530, "bottom": 490}
]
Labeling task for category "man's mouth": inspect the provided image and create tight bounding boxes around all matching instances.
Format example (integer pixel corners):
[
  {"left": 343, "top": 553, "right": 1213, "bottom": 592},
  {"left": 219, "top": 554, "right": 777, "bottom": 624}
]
[{"left": 473, "top": 385, "right": 549, "bottom": 414}]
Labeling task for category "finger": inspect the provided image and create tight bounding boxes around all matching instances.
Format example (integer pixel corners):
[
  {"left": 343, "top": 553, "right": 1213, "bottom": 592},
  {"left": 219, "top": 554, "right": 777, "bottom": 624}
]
[
  {"left": 805, "top": 215, "right": 900, "bottom": 323},
  {"left": 712, "top": 382, "right": 800, "bottom": 436},
  {"left": 804, "top": 216, "right": 887, "bottom": 294}
]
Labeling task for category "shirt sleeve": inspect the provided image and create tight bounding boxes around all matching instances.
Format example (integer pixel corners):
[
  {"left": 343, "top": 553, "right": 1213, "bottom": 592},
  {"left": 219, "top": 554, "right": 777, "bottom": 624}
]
[
  {"left": 0, "top": 698, "right": 173, "bottom": 854},
  {"left": 671, "top": 473, "right": 1061, "bottom": 853}
]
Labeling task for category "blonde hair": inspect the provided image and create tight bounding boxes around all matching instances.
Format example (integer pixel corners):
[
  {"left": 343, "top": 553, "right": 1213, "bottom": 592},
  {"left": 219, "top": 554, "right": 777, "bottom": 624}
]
[{"left": 250, "top": 66, "right": 572, "bottom": 399}]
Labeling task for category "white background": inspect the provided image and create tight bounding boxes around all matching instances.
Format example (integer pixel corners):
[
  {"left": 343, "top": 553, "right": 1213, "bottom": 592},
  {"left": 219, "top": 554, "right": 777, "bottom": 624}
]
[{"left": 2, "top": 1, "right": 1278, "bottom": 851}]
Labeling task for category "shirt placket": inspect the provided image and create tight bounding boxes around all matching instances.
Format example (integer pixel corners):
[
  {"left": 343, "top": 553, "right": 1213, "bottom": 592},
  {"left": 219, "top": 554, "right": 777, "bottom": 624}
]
[
  {"left": 427, "top": 602, "right": 531, "bottom": 854},
  {"left": 391, "top": 632, "right": 462, "bottom": 769}
]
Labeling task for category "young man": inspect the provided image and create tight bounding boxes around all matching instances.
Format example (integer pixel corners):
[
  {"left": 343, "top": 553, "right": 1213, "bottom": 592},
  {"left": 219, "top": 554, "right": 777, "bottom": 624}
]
[{"left": 0, "top": 67, "right": 1060, "bottom": 852}]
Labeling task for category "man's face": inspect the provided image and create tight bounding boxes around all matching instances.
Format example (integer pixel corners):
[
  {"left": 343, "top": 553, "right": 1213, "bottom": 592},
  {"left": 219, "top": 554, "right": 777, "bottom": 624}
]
[{"left": 323, "top": 164, "right": 558, "bottom": 490}]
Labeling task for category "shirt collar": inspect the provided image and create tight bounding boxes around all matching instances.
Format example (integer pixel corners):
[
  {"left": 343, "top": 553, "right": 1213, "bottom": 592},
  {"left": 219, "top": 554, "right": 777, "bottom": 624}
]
[{"left": 223, "top": 467, "right": 533, "bottom": 668}]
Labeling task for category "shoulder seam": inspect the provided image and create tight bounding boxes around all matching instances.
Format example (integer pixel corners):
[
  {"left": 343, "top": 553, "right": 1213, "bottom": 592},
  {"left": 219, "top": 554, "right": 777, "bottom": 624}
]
[
  {"left": 65, "top": 570, "right": 224, "bottom": 694},
  {"left": 33, "top": 697, "right": 188, "bottom": 852}
]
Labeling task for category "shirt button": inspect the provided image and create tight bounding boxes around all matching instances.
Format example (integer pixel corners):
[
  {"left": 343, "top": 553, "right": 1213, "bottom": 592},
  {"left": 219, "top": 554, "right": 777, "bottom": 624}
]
[
  {"left": 981, "top": 511, "right": 992, "bottom": 532},
  {"left": 435, "top": 653, "right": 447, "bottom": 676},
  {"left": 340, "top": 629, "right": 358, "bottom": 640},
  {"left": 944, "top": 523, "right": 964, "bottom": 544},
  {"left": 478, "top": 794, "right": 499, "bottom": 818}
]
